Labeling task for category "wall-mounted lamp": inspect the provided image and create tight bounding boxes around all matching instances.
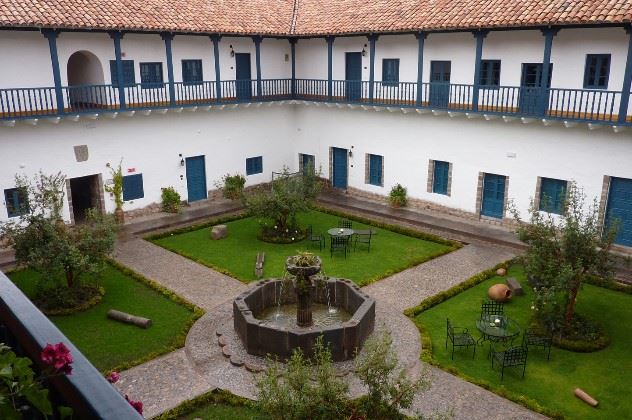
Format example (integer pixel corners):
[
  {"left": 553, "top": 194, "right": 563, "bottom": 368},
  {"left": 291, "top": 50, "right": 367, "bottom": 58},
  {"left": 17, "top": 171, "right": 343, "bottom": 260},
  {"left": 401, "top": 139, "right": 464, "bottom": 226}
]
[
  {"left": 179, "top": 153, "right": 184, "bottom": 167},
  {"left": 361, "top": 44, "right": 367, "bottom": 57},
  {"left": 229, "top": 45, "right": 235, "bottom": 58},
  {"left": 348, "top": 150, "right": 353, "bottom": 158}
]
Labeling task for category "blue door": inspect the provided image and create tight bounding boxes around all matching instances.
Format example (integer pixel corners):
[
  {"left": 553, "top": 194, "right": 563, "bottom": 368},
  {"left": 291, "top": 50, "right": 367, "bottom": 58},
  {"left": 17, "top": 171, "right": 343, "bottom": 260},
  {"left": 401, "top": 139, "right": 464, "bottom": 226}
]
[
  {"left": 520, "top": 63, "right": 552, "bottom": 115},
  {"left": 606, "top": 177, "right": 632, "bottom": 247},
  {"left": 345, "top": 52, "right": 362, "bottom": 102},
  {"left": 235, "top": 53, "right": 252, "bottom": 101},
  {"left": 332, "top": 147, "right": 348, "bottom": 189},
  {"left": 185, "top": 155, "right": 207, "bottom": 202},
  {"left": 430, "top": 61, "right": 451, "bottom": 108},
  {"left": 481, "top": 173, "right": 506, "bottom": 219}
]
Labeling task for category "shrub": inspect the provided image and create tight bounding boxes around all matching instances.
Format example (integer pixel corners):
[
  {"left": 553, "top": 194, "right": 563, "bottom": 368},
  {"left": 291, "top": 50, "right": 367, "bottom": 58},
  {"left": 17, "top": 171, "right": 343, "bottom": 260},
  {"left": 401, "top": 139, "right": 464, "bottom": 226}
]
[
  {"left": 161, "top": 187, "right": 182, "bottom": 213},
  {"left": 216, "top": 173, "right": 246, "bottom": 200},
  {"left": 255, "top": 336, "right": 350, "bottom": 420},
  {"left": 389, "top": 184, "right": 408, "bottom": 208}
]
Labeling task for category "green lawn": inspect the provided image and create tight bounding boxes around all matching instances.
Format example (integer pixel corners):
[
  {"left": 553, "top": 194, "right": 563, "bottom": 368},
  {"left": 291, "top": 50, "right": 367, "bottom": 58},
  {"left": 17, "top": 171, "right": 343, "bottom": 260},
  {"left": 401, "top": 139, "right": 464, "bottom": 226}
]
[
  {"left": 175, "top": 403, "right": 258, "bottom": 420},
  {"left": 415, "top": 265, "right": 632, "bottom": 420},
  {"left": 9, "top": 264, "right": 198, "bottom": 372},
  {"left": 151, "top": 210, "right": 454, "bottom": 286}
]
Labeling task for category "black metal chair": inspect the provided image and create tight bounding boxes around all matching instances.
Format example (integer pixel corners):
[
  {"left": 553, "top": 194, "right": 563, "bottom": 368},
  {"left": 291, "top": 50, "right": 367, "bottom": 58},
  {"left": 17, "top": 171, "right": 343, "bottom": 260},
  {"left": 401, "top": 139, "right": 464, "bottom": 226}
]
[
  {"left": 480, "top": 300, "right": 504, "bottom": 319},
  {"left": 446, "top": 318, "right": 476, "bottom": 360},
  {"left": 338, "top": 219, "right": 352, "bottom": 229},
  {"left": 522, "top": 327, "right": 552, "bottom": 361},
  {"left": 491, "top": 343, "right": 528, "bottom": 381},
  {"left": 354, "top": 230, "right": 372, "bottom": 252},
  {"left": 330, "top": 236, "right": 348, "bottom": 258},
  {"left": 306, "top": 225, "right": 324, "bottom": 250}
]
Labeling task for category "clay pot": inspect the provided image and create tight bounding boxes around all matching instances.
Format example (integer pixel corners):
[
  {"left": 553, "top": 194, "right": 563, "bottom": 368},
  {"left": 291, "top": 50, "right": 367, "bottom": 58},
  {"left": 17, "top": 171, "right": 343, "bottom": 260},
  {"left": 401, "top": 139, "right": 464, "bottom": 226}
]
[
  {"left": 488, "top": 283, "right": 512, "bottom": 302},
  {"left": 496, "top": 268, "right": 507, "bottom": 276}
]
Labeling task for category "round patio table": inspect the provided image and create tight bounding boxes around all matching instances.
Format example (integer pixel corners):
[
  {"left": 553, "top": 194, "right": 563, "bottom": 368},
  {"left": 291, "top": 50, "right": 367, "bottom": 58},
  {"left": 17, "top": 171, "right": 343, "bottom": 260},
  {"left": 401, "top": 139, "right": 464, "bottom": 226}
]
[
  {"left": 327, "top": 228, "right": 354, "bottom": 237},
  {"left": 476, "top": 314, "right": 521, "bottom": 356}
]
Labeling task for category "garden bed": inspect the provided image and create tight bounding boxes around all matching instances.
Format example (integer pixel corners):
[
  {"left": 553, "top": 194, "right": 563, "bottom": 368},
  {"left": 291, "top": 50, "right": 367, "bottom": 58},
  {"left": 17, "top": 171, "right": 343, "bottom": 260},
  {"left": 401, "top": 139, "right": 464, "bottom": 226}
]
[
  {"left": 150, "top": 209, "right": 459, "bottom": 286},
  {"left": 9, "top": 262, "right": 201, "bottom": 372},
  {"left": 411, "top": 265, "right": 632, "bottom": 420}
]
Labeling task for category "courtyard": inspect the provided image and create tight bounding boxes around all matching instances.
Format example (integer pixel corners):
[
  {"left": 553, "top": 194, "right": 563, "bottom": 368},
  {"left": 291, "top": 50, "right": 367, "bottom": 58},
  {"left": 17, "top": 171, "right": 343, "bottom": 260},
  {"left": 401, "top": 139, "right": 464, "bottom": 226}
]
[{"left": 1, "top": 192, "right": 630, "bottom": 419}]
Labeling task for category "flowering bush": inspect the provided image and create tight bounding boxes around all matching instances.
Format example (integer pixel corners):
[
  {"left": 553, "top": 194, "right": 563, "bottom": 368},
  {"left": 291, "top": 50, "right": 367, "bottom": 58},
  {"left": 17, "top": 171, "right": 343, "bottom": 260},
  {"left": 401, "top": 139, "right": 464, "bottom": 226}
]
[
  {"left": 41, "top": 342, "right": 73, "bottom": 375},
  {"left": 107, "top": 371, "right": 120, "bottom": 384},
  {"left": 125, "top": 394, "right": 143, "bottom": 415}
]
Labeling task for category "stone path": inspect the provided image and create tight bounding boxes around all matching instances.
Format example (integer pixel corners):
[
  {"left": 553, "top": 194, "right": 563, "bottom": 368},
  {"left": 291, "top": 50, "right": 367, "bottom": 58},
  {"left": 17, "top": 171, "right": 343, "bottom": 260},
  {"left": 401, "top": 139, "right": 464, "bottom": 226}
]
[
  {"left": 364, "top": 244, "right": 516, "bottom": 312},
  {"left": 112, "top": 232, "right": 542, "bottom": 419},
  {"left": 114, "top": 238, "right": 246, "bottom": 311}
]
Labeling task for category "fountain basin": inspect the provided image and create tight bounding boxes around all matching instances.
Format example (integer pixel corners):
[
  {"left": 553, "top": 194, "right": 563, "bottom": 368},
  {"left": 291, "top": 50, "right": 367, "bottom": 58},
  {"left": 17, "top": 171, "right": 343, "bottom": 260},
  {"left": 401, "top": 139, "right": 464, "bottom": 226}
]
[{"left": 233, "top": 278, "right": 375, "bottom": 361}]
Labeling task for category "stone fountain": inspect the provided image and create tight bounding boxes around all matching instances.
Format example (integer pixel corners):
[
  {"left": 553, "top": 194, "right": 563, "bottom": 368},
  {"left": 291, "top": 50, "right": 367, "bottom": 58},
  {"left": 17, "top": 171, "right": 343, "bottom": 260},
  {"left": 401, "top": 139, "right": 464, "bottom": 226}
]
[{"left": 233, "top": 254, "right": 375, "bottom": 361}]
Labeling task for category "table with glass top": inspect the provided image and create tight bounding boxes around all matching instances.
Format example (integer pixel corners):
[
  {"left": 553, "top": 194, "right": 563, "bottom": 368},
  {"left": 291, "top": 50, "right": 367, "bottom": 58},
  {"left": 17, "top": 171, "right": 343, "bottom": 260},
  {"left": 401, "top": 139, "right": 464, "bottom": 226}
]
[
  {"left": 476, "top": 314, "right": 521, "bottom": 356},
  {"left": 327, "top": 228, "right": 354, "bottom": 238}
]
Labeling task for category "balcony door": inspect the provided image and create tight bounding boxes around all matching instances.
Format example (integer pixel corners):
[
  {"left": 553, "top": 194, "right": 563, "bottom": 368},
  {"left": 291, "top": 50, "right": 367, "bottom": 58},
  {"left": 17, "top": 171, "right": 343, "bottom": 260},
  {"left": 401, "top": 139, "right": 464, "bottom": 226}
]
[
  {"left": 520, "top": 63, "right": 553, "bottom": 115},
  {"left": 235, "top": 53, "right": 252, "bottom": 100},
  {"left": 345, "top": 52, "right": 362, "bottom": 101},
  {"left": 429, "top": 61, "right": 451, "bottom": 108}
]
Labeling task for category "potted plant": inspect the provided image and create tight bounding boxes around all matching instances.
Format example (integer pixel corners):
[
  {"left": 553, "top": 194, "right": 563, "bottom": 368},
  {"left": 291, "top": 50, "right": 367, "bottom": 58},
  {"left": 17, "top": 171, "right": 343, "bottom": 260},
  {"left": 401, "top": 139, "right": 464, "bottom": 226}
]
[
  {"left": 105, "top": 161, "right": 124, "bottom": 223},
  {"left": 388, "top": 184, "right": 408, "bottom": 208}
]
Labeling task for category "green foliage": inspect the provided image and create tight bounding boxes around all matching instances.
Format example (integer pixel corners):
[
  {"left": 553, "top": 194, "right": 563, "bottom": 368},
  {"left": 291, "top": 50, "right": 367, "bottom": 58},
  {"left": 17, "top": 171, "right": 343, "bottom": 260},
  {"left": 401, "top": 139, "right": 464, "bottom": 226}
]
[
  {"left": 104, "top": 161, "right": 124, "bottom": 210},
  {"left": 243, "top": 167, "right": 321, "bottom": 238},
  {"left": 510, "top": 182, "right": 616, "bottom": 332},
  {"left": 389, "top": 184, "right": 408, "bottom": 207},
  {"left": 161, "top": 186, "right": 182, "bottom": 213},
  {"left": 255, "top": 336, "right": 350, "bottom": 420},
  {"left": 14, "top": 171, "right": 66, "bottom": 220},
  {"left": 216, "top": 173, "right": 246, "bottom": 200},
  {"left": 414, "top": 265, "right": 632, "bottom": 420},
  {"left": 3, "top": 208, "right": 116, "bottom": 291},
  {"left": 34, "top": 285, "right": 105, "bottom": 315},
  {"left": 354, "top": 331, "right": 429, "bottom": 419},
  {"left": 0, "top": 343, "right": 52, "bottom": 419},
  {"left": 154, "top": 389, "right": 256, "bottom": 420}
]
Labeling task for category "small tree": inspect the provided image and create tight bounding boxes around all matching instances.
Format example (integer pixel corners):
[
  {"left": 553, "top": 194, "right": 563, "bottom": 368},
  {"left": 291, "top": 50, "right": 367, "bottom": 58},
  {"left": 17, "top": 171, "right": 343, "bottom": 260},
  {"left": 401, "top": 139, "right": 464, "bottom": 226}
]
[
  {"left": 243, "top": 167, "right": 321, "bottom": 239},
  {"left": 1, "top": 173, "right": 116, "bottom": 291},
  {"left": 511, "top": 182, "right": 616, "bottom": 331},
  {"left": 354, "top": 331, "right": 428, "bottom": 419}
]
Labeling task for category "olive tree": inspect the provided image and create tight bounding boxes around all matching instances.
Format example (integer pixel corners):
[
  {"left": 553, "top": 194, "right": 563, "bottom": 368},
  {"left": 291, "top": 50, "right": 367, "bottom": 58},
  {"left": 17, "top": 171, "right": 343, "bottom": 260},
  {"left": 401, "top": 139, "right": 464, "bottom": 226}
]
[{"left": 511, "top": 182, "right": 616, "bottom": 330}]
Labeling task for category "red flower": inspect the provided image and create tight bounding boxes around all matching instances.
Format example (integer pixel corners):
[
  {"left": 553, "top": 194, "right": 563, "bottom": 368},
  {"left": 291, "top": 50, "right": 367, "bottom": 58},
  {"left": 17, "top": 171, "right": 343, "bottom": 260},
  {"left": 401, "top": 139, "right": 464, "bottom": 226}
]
[
  {"left": 40, "top": 342, "right": 73, "bottom": 375},
  {"left": 107, "top": 371, "right": 121, "bottom": 384},
  {"left": 125, "top": 394, "right": 143, "bottom": 415}
]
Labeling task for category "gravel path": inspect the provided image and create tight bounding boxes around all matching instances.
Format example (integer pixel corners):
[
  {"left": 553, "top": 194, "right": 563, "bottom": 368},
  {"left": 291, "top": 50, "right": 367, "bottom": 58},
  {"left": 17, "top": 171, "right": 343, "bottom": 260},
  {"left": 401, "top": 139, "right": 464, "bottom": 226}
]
[
  {"left": 114, "top": 238, "right": 247, "bottom": 311},
  {"left": 363, "top": 243, "right": 516, "bottom": 312}
]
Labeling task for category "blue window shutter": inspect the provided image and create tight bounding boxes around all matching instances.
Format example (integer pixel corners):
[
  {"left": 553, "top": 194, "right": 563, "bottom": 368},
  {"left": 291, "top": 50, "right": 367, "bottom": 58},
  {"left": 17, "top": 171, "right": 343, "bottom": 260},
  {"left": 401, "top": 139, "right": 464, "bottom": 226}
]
[
  {"left": 4, "top": 188, "right": 27, "bottom": 218},
  {"left": 479, "top": 60, "right": 501, "bottom": 87},
  {"left": 584, "top": 54, "right": 610, "bottom": 89},
  {"left": 302, "top": 154, "right": 315, "bottom": 174},
  {"left": 369, "top": 154, "right": 383, "bottom": 186},
  {"left": 539, "top": 178, "right": 567, "bottom": 214},
  {"left": 140, "top": 62, "right": 163, "bottom": 87},
  {"left": 382, "top": 59, "right": 399, "bottom": 86},
  {"left": 122, "top": 174, "right": 144, "bottom": 201},
  {"left": 246, "top": 156, "right": 263, "bottom": 175},
  {"left": 110, "top": 60, "right": 135, "bottom": 87},
  {"left": 182, "top": 60, "right": 203, "bottom": 84},
  {"left": 433, "top": 161, "right": 449, "bottom": 195}
]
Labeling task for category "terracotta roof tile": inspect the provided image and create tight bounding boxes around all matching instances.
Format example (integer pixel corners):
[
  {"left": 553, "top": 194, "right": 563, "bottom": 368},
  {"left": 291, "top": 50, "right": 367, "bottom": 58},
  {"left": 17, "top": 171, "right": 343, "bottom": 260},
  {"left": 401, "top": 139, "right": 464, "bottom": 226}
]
[{"left": 0, "top": 0, "right": 629, "bottom": 36}]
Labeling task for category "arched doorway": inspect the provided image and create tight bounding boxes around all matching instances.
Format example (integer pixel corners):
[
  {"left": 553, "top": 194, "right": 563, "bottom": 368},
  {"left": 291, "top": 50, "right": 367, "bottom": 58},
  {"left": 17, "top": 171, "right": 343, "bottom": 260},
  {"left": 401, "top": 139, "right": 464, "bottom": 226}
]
[{"left": 66, "top": 51, "right": 106, "bottom": 111}]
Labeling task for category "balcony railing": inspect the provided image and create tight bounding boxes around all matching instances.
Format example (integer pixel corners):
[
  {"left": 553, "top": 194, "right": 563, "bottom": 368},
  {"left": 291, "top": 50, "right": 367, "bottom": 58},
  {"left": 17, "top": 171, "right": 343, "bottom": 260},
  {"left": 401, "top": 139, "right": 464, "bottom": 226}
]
[
  {"left": 0, "top": 271, "right": 142, "bottom": 419},
  {"left": 1, "top": 78, "right": 630, "bottom": 126}
]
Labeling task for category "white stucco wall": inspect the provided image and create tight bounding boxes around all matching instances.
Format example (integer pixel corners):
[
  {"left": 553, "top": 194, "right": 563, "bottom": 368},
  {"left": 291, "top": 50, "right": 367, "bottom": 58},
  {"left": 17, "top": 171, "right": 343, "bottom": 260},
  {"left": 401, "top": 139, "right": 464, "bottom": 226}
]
[
  {"left": 0, "top": 31, "right": 54, "bottom": 88},
  {"left": 295, "top": 38, "right": 328, "bottom": 80},
  {"left": 0, "top": 106, "right": 295, "bottom": 221},
  {"left": 292, "top": 106, "right": 632, "bottom": 218},
  {"left": 172, "top": 35, "right": 216, "bottom": 83}
]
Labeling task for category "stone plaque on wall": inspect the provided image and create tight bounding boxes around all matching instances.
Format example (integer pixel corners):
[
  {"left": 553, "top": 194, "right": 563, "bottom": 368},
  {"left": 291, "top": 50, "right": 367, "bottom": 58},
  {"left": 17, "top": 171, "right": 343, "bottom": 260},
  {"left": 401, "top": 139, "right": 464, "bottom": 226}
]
[{"left": 74, "top": 145, "right": 89, "bottom": 162}]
